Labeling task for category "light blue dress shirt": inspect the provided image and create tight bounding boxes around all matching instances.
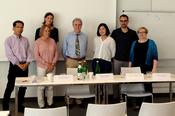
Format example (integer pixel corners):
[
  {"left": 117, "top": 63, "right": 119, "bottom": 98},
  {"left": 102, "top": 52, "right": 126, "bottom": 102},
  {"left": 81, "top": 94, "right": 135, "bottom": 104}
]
[{"left": 63, "top": 32, "right": 88, "bottom": 58}]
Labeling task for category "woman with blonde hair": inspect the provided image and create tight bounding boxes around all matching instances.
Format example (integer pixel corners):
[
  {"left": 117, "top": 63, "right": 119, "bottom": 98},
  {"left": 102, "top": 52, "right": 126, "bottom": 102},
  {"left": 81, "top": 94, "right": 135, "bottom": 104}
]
[
  {"left": 130, "top": 27, "right": 158, "bottom": 75},
  {"left": 34, "top": 25, "right": 59, "bottom": 108},
  {"left": 129, "top": 26, "right": 158, "bottom": 105}
]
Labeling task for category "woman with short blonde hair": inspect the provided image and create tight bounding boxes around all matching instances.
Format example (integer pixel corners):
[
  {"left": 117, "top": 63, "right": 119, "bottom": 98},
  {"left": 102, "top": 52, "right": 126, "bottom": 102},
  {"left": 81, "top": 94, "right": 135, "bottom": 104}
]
[
  {"left": 34, "top": 25, "right": 59, "bottom": 108},
  {"left": 129, "top": 26, "right": 158, "bottom": 104}
]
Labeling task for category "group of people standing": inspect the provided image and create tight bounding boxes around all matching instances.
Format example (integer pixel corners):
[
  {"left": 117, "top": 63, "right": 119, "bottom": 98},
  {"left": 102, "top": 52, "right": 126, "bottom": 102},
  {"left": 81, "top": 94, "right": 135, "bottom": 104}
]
[{"left": 2, "top": 12, "right": 158, "bottom": 113}]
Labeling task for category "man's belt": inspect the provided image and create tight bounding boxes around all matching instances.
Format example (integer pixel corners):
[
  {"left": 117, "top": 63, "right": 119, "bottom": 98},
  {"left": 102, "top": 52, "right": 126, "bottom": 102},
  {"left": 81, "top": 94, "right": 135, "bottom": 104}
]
[
  {"left": 67, "top": 56, "right": 85, "bottom": 61},
  {"left": 19, "top": 61, "right": 26, "bottom": 64}
]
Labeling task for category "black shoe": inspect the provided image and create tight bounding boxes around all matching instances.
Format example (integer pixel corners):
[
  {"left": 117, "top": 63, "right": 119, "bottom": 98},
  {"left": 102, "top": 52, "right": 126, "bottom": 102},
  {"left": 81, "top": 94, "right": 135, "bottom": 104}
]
[
  {"left": 112, "top": 97, "right": 120, "bottom": 103},
  {"left": 18, "top": 105, "right": 25, "bottom": 113}
]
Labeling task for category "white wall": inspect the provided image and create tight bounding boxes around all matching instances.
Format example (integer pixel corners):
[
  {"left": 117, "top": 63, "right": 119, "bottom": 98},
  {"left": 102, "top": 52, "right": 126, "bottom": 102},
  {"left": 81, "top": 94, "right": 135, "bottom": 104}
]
[
  {"left": 152, "top": 0, "right": 175, "bottom": 11},
  {"left": 118, "top": 0, "right": 152, "bottom": 11},
  {"left": 118, "top": 0, "right": 175, "bottom": 12}
]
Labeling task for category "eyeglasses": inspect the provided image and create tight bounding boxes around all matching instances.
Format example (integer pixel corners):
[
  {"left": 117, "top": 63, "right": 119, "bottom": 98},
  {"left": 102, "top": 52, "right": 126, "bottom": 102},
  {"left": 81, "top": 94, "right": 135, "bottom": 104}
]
[
  {"left": 120, "top": 20, "right": 128, "bottom": 22},
  {"left": 137, "top": 31, "right": 146, "bottom": 34}
]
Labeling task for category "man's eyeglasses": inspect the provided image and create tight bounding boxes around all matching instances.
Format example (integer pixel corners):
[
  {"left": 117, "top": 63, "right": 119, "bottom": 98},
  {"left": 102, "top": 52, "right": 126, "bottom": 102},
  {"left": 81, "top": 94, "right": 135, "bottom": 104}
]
[{"left": 120, "top": 20, "right": 128, "bottom": 22}]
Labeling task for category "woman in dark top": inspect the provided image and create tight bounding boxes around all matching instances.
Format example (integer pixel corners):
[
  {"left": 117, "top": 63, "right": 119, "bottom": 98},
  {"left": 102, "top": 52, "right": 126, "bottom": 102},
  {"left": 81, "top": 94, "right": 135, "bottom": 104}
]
[
  {"left": 35, "top": 12, "right": 59, "bottom": 43},
  {"left": 132, "top": 39, "right": 152, "bottom": 74},
  {"left": 129, "top": 27, "right": 158, "bottom": 105},
  {"left": 130, "top": 27, "right": 158, "bottom": 75}
]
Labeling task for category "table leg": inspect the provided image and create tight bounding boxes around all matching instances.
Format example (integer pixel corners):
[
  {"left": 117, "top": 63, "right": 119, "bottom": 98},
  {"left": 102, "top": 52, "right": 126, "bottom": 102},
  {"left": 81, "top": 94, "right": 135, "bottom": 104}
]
[
  {"left": 106, "top": 84, "right": 108, "bottom": 104},
  {"left": 15, "top": 87, "right": 18, "bottom": 116},
  {"left": 103, "top": 85, "right": 105, "bottom": 104},
  {"left": 98, "top": 85, "right": 101, "bottom": 104},
  {"left": 95, "top": 85, "right": 97, "bottom": 104},
  {"left": 169, "top": 82, "right": 173, "bottom": 101},
  {"left": 102, "top": 84, "right": 108, "bottom": 104}
]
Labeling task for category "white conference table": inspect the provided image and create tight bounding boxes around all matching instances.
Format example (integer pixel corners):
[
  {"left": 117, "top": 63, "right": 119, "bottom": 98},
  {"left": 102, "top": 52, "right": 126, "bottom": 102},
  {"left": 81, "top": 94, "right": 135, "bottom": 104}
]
[{"left": 15, "top": 74, "right": 175, "bottom": 116}]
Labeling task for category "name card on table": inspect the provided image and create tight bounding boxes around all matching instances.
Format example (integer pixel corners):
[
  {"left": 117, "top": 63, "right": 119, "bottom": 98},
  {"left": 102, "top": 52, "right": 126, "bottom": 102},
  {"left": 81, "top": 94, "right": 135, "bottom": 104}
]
[
  {"left": 95, "top": 73, "right": 114, "bottom": 80},
  {"left": 152, "top": 73, "right": 171, "bottom": 79},
  {"left": 54, "top": 75, "right": 74, "bottom": 81},
  {"left": 125, "top": 73, "right": 144, "bottom": 80}
]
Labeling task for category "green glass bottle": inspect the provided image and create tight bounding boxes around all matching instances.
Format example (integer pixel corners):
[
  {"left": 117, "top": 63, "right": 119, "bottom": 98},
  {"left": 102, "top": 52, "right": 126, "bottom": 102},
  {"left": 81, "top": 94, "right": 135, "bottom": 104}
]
[
  {"left": 82, "top": 60, "right": 88, "bottom": 79},
  {"left": 77, "top": 62, "right": 82, "bottom": 80},
  {"left": 94, "top": 60, "right": 100, "bottom": 75},
  {"left": 83, "top": 60, "right": 88, "bottom": 73}
]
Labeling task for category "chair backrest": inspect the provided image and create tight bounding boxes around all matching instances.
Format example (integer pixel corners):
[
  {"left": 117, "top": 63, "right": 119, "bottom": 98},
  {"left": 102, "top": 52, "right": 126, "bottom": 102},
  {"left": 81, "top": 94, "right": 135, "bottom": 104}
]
[
  {"left": 66, "top": 85, "right": 91, "bottom": 94},
  {"left": 0, "top": 111, "right": 9, "bottom": 116},
  {"left": 120, "top": 67, "right": 144, "bottom": 93},
  {"left": 24, "top": 106, "right": 67, "bottom": 116},
  {"left": 138, "top": 102, "right": 175, "bottom": 116},
  {"left": 66, "top": 68, "right": 77, "bottom": 76},
  {"left": 86, "top": 102, "right": 126, "bottom": 116},
  {"left": 121, "top": 83, "right": 145, "bottom": 93},
  {"left": 121, "top": 67, "right": 141, "bottom": 76}
]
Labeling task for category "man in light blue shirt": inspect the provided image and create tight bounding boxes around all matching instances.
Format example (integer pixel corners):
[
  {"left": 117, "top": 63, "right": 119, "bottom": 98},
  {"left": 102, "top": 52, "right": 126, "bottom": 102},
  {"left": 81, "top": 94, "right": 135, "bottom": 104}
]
[{"left": 63, "top": 17, "right": 88, "bottom": 68}]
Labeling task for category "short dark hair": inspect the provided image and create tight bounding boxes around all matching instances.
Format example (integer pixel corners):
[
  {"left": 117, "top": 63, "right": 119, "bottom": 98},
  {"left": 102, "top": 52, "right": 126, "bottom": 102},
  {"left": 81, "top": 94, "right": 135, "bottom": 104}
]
[
  {"left": 119, "top": 14, "right": 129, "bottom": 20},
  {"left": 44, "top": 12, "right": 54, "bottom": 18},
  {"left": 13, "top": 20, "right": 24, "bottom": 27},
  {"left": 97, "top": 23, "right": 110, "bottom": 36},
  {"left": 43, "top": 12, "right": 54, "bottom": 26}
]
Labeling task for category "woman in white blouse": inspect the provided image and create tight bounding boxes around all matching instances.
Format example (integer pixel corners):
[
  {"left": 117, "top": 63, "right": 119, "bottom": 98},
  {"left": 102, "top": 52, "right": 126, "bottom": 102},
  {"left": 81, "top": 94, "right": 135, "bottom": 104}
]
[{"left": 92, "top": 23, "right": 116, "bottom": 73}]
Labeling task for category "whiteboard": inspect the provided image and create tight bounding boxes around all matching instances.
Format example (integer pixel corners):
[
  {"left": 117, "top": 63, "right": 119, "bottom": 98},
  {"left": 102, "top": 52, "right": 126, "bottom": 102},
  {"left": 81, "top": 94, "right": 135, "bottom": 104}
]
[
  {"left": 124, "top": 12, "right": 175, "bottom": 59},
  {"left": 0, "top": 0, "right": 116, "bottom": 61}
]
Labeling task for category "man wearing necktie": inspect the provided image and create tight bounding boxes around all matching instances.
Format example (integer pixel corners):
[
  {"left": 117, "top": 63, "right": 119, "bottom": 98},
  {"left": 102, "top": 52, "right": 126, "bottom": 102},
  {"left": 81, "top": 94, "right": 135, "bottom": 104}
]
[
  {"left": 75, "top": 34, "right": 80, "bottom": 57},
  {"left": 63, "top": 18, "right": 88, "bottom": 68},
  {"left": 63, "top": 18, "right": 88, "bottom": 106}
]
